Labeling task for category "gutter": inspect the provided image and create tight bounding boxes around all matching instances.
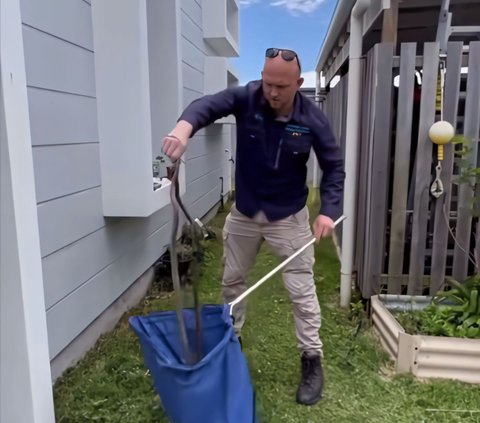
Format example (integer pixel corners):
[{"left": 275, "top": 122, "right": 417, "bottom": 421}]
[
  {"left": 315, "top": 0, "right": 354, "bottom": 73},
  {"left": 339, "top": 0, "right": 372, "bottom": 307}
]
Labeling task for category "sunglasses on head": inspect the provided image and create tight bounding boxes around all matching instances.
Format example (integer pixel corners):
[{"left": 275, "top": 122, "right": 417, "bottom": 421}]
[{"left": 265, "top": 48, "right": 301, "bottom": 72}]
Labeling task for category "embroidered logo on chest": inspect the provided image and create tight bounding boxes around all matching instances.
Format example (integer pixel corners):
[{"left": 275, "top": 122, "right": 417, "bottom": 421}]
[
  {"left": 285, "top": 124, "right": 310, "bottom": 137},
  {"left": 254, "top": 113, "right": 264, "bottom": 122}
]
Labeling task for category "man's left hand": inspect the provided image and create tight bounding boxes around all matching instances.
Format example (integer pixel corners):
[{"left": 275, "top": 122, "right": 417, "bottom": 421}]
[{"left": 313, "top": 215, "right": 334, "bottom": 241}]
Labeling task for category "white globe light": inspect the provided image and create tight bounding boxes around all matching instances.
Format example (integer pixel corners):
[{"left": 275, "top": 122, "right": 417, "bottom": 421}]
[{"left": 428, "top": 121, "right": 455, "bottom": 145}]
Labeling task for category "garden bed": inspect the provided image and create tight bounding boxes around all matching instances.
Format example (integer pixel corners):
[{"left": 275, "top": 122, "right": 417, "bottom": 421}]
[{"left": 372, "top": 294, "right": 480, "bottom": 383}]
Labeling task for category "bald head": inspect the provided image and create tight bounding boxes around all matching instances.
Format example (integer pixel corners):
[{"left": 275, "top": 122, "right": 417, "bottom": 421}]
[
  {"left": 261, "top": 53, "right": 304, "bottom": 117},
  {"left": 263, "top": 54, "right": 301, "bottom": 78}
]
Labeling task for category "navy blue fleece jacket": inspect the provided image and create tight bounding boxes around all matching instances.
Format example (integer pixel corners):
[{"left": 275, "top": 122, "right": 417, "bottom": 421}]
[{"left": 179, "top": 80, "right": 345, "bottom": 221}]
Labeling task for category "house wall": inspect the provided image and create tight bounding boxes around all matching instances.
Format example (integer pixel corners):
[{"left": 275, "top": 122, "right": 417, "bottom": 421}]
[
  {"left": 19, "top": 0, "right": 235, "bottom": 373},
  {"left": 180, "top": 0, "right": 234, "bottom": 212}
]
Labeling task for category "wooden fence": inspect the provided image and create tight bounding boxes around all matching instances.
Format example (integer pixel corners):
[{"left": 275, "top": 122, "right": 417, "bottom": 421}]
[{"left": 323, "top": 41, "right": 480, "bottom": 298}]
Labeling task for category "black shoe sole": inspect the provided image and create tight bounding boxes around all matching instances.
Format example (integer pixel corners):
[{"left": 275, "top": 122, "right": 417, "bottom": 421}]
[{"left": 296, "top": 393, "right": 322, "bottom": 406}]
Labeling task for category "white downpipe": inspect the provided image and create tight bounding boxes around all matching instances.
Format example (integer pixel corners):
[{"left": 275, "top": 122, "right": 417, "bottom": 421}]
[{"left": 340, "top": 0, "right": 372, "bottom": 307}]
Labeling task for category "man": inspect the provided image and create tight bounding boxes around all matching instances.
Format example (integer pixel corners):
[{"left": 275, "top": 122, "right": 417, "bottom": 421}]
[{"left": 163, "top": 48, "right": 345, "bottom": 405}]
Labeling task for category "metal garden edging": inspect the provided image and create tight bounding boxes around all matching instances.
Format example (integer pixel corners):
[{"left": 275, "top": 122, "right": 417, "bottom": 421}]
[{"left": 371, "top": 295, "right": 480, "bottom": 384}]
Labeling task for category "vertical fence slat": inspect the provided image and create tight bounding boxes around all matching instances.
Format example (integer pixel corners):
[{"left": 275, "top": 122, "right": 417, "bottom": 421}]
[
  {"left": 337, "top": 77, "right": 348, "bottom": 245},
  {"left": 336, "top": 79, "right": 341, "bottom": 140},
  {"left": 363, "top": 46, "right": 377, "bottom": 296},
  {"left": 475, "top": 182, "right": 480, "bottom": 269},
  {"left": 408, "top": 42, "right": 440, "bottom": 295},
  {"left": 364, "top": 48, "right": 377, "bottom": 295},
  {"left": 357, "top": 48, "right": 375, "bottom": 297},
  {"left": 323, "top": 76, "right": 349, "bottom": 259},
  {"left": 365, "top": 43, "right": 394, "bottom": 296},
  {"left": 452, "top": 41, "right": 480, "bottom": 281},
  {"left": 341, "top": 78, "right": 348, "bottom": 154},
  {"left": 388, "top": 43, "right": 417, "bottom": 294},
  {"left": 354, "top": 50, "right": 374, "bottom": 297},
  {"left": 430, "top": 42, "right": 463, "bottom": 294}
]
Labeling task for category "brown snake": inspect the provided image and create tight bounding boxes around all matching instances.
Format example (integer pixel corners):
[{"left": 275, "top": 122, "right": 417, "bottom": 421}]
[{"left": 169, "top": 160, "right": 203, "bottom": 364}]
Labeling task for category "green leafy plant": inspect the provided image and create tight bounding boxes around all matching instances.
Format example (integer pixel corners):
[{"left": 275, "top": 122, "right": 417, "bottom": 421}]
[
  {"left": 397, "top": 274, "right": 480, "bottom": 338},
  {"left": 452, "top": 135, "right": 480, "bottom": 218},
  {"left": 451, "top": 135, "right": 480, "bottom": 274}
]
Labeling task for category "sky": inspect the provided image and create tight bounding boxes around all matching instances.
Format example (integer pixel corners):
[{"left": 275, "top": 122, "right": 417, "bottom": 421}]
[{"left": 231, "top": 0, "right": 338, "bottom": 85}]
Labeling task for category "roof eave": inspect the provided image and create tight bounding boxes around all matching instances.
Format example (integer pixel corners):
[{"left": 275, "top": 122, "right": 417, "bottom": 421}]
[{"left": 315, "top": 0, "right": 354, "bottom": 73}]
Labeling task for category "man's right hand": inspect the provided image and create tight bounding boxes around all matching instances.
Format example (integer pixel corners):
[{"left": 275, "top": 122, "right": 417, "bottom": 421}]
[{"left": 162, "top": 120, "right": 193, "bottom": 161}]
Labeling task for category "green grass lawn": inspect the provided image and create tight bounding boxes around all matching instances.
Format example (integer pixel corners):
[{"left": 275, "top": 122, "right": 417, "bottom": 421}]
[{"left": 54, "top": 197, "right": 480, "bottom": 423}]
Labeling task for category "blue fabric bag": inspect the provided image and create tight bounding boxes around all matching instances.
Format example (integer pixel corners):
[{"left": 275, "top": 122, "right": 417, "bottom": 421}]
[{"left": 129, "top": 305, "right": 257, "bottom": 423}]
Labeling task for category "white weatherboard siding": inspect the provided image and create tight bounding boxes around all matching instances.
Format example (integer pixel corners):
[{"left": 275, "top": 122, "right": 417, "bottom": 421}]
[
  {"left": 92, "top": 0, "right": 185, "bottom": 217},
  {"left": 180, "top": 0, "right": 236, "bottom": 217},
  {"left": 16, "top": 0, "right": 235, "bottom": 373},
  {"left": 1, "top": 0, "right": 55, "bottom": 421}
]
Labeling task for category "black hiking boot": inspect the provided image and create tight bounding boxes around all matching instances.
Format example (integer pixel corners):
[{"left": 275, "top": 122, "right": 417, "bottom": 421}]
[{"left": 296, "top": 352, "right": 324, "bottom": 405}]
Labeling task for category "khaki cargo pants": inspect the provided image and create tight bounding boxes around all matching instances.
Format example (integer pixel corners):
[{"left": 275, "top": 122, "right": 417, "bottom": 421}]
[{"left": 222, "top": 204, "right": 322, "bottom": 355}]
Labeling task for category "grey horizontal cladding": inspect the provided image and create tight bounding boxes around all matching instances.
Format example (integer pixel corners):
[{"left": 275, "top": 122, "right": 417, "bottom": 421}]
[
  {"left": 183, "top": 61, "right": 204, "bottom": 93},
  {"left": 20, "top": 0, "right": 93, "bottom": 50},
  {"left": 181, "top": 8, "right": 206, "bottom": 55},
  {"left": 186, "top": 150, "right": 223, "bottom": 184},
  {"left": 181, "top": 0, "right": 202, "bottom": 27},
  {"left": 184, "top": 166, "right": 222, "bottom": 207},
  {"left": 22, "top": 25, "right": 95, "bottom": 97},
  {"left": 186, "top": 133, "right": 226, "bottom": 160},
  {"left": 188, "top": 182, "right": 222, "bottom": 221},
  {"left": 32, "top": 143, "right": 101, "bottom": 203},
  {"left": 37, "top": 187, "right": 105, "bottom": 258},
  {"left": 194, "top": 127, "right": 212, "bottom": 136},
  {"left": 183, "top": 87, "right": 203, "bottom": 108},
  {"left": 28, "top": 87, "right": 98, "bottom": 146},
  {"left": 42, "top": 201, "right": 171, "bottom": 310},
  {"left": 46, "top": 221, "right": 171, "bottom": 359},
  {"left": 182, "top": 36, "right": 204, "bottom": 73}
]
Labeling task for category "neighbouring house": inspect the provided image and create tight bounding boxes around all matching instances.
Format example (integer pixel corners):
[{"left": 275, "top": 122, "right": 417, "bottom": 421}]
[
  {"left": 316, "top": 0, "right": 480, "bottom": 305},
  {"left": 1, "top": 0, "right": 239, "bottom": 421},
  {"left": 300, "top": 70, "right": 317, "bottom": 100}
]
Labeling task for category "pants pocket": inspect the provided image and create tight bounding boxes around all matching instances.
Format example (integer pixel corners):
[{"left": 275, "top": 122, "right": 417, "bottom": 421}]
[{"left": 293, "top": 206, "right": 309, "bottom": 225}]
